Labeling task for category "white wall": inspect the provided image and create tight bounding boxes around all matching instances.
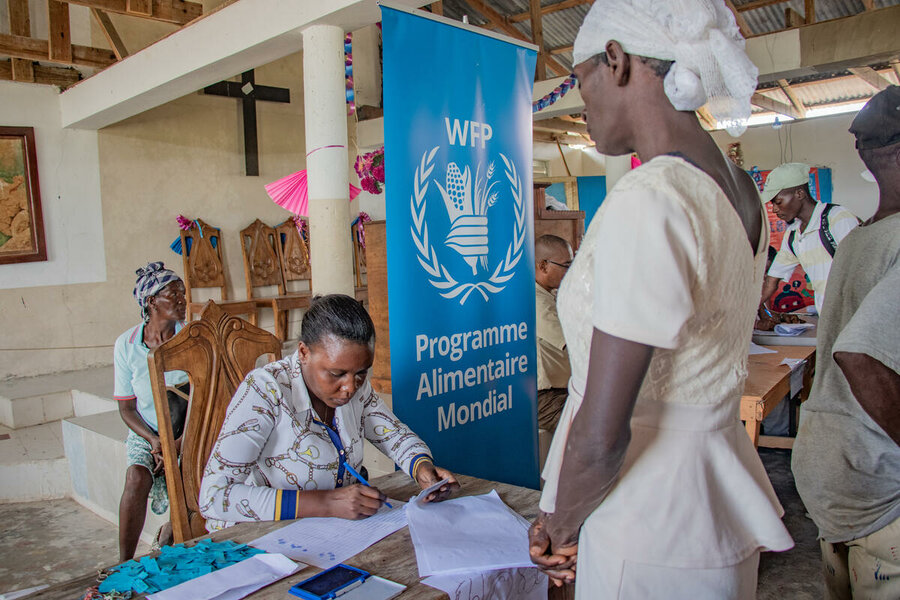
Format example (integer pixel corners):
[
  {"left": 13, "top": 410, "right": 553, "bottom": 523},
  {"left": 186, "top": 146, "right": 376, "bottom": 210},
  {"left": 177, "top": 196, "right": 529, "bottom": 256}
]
[
  {"left": 0, "top": 82, "right": 106, "bottom": 289},
  {"left": 712, "top": 112, "right": 879, "bottom": 220}
]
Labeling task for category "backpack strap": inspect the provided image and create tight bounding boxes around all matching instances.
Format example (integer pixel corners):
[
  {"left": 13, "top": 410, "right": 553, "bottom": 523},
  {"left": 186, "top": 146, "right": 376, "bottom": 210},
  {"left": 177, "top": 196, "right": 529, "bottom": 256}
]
[{"left": 819, "top": 204, "right": 837, "bottom": 258}]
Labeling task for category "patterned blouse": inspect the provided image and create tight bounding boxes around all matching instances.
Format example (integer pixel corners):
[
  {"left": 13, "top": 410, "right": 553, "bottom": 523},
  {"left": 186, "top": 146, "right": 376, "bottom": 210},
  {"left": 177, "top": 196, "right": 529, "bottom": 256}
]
[{"left": 199, "top": 351, "right": 432, "bottom": 531}]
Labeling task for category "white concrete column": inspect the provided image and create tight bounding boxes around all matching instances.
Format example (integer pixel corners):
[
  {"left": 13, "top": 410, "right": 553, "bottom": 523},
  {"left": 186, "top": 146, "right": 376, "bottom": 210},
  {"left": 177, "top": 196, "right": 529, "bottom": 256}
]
[
  {"left": 303, "top": 24, "right": 354, "bottom": 297},
  {"left": 604, "top": 153, "right": 632, "bottom": 192}
]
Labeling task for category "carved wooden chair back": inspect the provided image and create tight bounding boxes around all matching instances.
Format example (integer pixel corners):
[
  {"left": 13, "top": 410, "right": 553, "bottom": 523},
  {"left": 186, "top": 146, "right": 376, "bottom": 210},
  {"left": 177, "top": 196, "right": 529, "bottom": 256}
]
[
  {"left": 240, "top": 219, "right": 287, "bottom": 298},
  {"left": 148, "top": 300, "right": 282, "bottom": 543},
  {"left": 179, "top": 219, "right": 230, "bottom": 316},
  {"left": 351, "top": 222, "right": 367, "bottom": 289},
  {"left": 275, "top": 218, "right": 312, "bottom": 289}
]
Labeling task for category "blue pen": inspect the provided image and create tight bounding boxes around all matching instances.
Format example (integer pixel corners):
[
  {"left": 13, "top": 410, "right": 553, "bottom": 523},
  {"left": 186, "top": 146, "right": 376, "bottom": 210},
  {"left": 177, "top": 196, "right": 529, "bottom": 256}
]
[{"left": 343, "top": 461, "right": 393, "bottom": 508}]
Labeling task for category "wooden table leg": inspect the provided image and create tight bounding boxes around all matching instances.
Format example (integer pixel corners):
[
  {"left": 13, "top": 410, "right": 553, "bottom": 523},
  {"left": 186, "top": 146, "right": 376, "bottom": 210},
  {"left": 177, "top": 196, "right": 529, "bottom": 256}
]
[{"left": 745, "top": 417, "right": 761, "bottom": 448}]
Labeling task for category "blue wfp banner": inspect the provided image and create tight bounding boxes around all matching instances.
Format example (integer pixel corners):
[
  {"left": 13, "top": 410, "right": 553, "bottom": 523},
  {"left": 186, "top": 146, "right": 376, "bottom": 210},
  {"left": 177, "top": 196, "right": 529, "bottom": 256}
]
[{"left": 381, "top": 4, "right": 539, "bottom": 489}]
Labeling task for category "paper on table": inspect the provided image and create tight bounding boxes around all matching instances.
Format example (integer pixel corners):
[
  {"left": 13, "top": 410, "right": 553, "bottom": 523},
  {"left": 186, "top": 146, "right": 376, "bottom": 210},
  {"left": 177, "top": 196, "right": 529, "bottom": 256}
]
[
  {"left": 749, "top": 341, "right": 777, "bottom": 355},
  {"left": 249, "top": 501, "right": 407, "bottom": 568},
  {"left": 407, "top": 490, "right": 534, "bottom": 577},
  {"left": 423, "top": 567, "right": 547, "bottom": 600},
  {"left": 774, "top": 323, "right": 815, "bottom": 336},
  {"left": 146, "top": 553, "right": 299, "bottom": 600},
  {"left": 781, "top": 358, "right": 807, "bottom": 396}
]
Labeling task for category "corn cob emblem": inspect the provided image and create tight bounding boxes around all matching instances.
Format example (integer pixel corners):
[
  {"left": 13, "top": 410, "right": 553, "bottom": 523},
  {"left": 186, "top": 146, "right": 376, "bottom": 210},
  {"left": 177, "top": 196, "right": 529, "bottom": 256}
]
[{"left": 436, "top": 161, "right": 497, "bottom": 275}]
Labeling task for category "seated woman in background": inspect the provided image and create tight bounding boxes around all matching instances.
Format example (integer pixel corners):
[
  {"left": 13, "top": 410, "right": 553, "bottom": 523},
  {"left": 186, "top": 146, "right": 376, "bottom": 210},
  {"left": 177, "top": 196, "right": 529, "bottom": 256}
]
[
  {"left": 199, "top": 294, "right": 458, "bottom": 530},
  {"left": 115, "top": 262, "right": 190, "bottom": 560}
]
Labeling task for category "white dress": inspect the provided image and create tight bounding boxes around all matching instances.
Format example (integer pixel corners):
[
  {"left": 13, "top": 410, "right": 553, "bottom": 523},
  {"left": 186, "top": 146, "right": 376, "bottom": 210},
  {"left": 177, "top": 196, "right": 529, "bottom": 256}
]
[{"left": 540, "top": 156, "right": 794, "bottom": 597}]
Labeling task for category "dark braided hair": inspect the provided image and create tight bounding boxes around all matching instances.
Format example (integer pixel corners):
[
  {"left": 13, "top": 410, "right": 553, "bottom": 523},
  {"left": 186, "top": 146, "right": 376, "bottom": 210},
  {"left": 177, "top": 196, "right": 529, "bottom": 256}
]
[{"left": 299, "top": 294, "right": 375, "bottom": 348}]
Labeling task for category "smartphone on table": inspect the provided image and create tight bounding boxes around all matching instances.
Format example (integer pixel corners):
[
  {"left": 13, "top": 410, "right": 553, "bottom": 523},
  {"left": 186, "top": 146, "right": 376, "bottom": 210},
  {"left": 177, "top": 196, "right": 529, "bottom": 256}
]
[{"left": 288, "top": 564, "right": 369, "bottom": 600}]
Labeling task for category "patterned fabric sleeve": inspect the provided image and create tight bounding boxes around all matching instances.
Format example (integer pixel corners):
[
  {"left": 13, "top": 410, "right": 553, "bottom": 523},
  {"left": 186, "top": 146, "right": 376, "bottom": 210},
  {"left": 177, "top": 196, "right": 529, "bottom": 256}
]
[
  {"left": 359, "top": 388, "right": 432, "bottom": 478},
  {"left": 199, "top": 373, "right": 296, "bottom": 524}
]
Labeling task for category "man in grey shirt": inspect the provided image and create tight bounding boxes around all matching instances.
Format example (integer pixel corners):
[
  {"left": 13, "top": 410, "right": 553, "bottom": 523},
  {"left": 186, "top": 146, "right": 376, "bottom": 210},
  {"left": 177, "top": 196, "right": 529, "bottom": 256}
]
[{"left": 792, "top": 86, "right": 900, "bottom": 600}]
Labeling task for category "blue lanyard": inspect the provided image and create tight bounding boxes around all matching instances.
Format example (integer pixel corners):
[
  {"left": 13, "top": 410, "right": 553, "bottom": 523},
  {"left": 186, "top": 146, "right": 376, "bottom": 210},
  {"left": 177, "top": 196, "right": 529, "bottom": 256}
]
[{"left": 315, "top": 416, "right": 348, "bottom": 487}]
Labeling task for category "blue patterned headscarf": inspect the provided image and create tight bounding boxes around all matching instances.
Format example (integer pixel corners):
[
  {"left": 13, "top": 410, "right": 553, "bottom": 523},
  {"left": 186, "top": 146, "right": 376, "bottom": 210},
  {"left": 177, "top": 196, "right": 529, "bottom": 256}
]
[{"left": 133, "top": 261, "right": 181, "bottom": 321}]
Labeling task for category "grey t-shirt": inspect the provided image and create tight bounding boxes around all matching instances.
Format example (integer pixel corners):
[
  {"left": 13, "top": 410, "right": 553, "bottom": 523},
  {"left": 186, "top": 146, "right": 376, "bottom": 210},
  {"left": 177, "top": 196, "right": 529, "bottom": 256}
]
[{"left": 792, "top": 212, "right": 900, "bottom": 543}]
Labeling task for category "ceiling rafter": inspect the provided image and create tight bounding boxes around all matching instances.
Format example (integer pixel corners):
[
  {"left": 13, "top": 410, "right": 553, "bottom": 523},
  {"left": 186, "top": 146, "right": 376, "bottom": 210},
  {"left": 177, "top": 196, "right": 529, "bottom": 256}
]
[
  {"left": 0, "top": 57, "right": 81, "bottom": 87},
  {"left": 507, "top": 0, "right": 592, "bottom": 24},
  {"left": 0, "top": 32, "right": 116, "bottom": 69},
  {"left": 752, "top": 91, "right": 804, "bottom": 119},
  {"left": 8, "top": 0, "right": 34, "bottom": 82},
  {"left": 91, "top": 8, "right": 129, "bottom": 60},
  {"left": 529, "top": 0, "right": 546, "bottom": 79},
  {"left": 460, "top": 0, "right": 569, "bottom": 76},
  {"left": 776, "top": 79, "right": 807, "bottom": 118},
  {"left": 848, "top": 66, "right": 895, "bottom": 91},
  {"left": 57, "top": 0, "right": 202, "bottom": 26}
]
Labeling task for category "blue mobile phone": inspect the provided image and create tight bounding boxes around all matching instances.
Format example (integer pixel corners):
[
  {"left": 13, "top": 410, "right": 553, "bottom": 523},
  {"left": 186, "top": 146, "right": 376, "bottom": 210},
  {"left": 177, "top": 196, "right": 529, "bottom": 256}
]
[{"left": 288, "top": 564, "right": 370, "bottom": 600}]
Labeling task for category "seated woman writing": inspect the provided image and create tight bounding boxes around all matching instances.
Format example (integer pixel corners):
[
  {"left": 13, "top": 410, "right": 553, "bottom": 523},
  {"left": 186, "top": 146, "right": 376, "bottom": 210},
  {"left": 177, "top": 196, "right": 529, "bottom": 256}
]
[{"left": 199, "top": 294, "right": 458, "bottom": 530}]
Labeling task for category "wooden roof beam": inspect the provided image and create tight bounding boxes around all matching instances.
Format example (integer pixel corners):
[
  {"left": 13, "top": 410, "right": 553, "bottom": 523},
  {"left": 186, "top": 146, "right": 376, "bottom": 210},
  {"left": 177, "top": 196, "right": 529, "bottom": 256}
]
[
  {"left": 462, "top": 0, "right": 569, "bottom": 76},
  {"left": 777, "top": 79, "right": 806, "bottom": 117},
  {"left": 57, "top": 0, "right": 201, "bottom": 25},
  {"left": 752, "top": 92, "right": 804, "bottom": 119},
  {"left": 91, "top": 8, "right": 129, "bottom": 60},
  {"left": 8, "top": 0, "right": 34, "bottom": 82},
  {"left": 0, "top": 32, "right": 117, "bottom": 68},
  {"left": 48, "top": 0, "right": 73, "bottom": 65},
  {"left": 724, "top": 0, "right": 752, "bottom": 38},
  {"left": 533, "top": 117, "right": 587, "bottom": 134},
  {"left": 549, "top": 44, "right": 573, "bottom": 55},
  {"left": 737, "top": 0, "right": 788, "bottom": 12},
  {"left": 0, "top": 58, "right": 81, "bottom": 88},
  {"left": 508, "top": 0, "right": 592, "bottom": 24},
  {"left": 848, "top": 66, "right": 894, "bottom": 91},
  {"left": 530, "top": 0, "right": 546, "bottom": 80}
]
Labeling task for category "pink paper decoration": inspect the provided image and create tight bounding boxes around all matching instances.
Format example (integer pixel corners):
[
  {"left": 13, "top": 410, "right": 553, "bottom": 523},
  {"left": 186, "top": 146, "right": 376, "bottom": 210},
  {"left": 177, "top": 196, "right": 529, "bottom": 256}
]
[{"left": 265, "top": 170, "right": 361, "bottom": 217}]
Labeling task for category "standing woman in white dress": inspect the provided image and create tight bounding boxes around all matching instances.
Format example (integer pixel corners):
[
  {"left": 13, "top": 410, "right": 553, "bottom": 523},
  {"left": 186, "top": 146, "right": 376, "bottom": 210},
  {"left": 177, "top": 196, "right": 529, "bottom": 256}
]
[{"left": 528, "top": 1, "right": 794, "bottom": 598}]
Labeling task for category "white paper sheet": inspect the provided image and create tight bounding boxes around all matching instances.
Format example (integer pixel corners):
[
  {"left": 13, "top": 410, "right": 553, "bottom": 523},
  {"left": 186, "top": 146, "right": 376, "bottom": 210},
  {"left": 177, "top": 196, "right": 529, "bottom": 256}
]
[
  {"left": 249, "top": 501, "right": 407, "bottom": 568},
  {"left": 407, "top": 490, "right": 534, "bottom": 577},
  {"left": 146, "top": 553, "right": 299, "bottom": 600},
  {"left": 749, "top": 341, "right": 777, "bottom": 355},
  {"left": 423, "top": 568, "right": 548, "bottom": 600},
  {"left": 780, "top": 358, "right": 807, "bottom": 396}
]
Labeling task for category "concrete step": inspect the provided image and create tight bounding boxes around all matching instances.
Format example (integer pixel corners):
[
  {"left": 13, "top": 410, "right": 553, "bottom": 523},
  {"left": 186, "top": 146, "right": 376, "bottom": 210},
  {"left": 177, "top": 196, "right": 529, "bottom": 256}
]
[
  {"left": 0, "top": 367, "right": 114, "bottom": 429},
  {"left": 0, "top": 421, "right": 70, "bottom": 503}
]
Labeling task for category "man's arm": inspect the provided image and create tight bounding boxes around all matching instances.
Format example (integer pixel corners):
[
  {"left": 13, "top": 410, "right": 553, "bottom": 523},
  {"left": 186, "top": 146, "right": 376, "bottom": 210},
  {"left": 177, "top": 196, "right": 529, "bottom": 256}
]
[
  {"left": 834, "top": 352, "right": 900, "bottom": 445},
  {"left": 760, "top": 275, "right": 781, "bottom": 308}
]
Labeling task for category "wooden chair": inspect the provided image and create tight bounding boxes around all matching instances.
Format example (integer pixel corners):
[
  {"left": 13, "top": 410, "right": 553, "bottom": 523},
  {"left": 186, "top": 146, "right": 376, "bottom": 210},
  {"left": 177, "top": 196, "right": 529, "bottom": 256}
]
[
  {"left": 148, "top": 300, "right": 282, "bottom": 543},
  {"left": 351, "top": 221, "right": 369, "bottom": 304},
  {"left": 179, "top": 218, "right": 259, "bottom": 323},
  {"left": 241, "top": 219, "right": 312, "bottom": 341}
]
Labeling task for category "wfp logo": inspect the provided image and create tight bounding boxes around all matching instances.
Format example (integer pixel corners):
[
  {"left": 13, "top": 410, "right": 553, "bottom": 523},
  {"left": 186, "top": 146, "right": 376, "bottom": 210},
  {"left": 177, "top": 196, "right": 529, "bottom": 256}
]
[{"left": 411, "top": 119, "right": 525, "bottom": 304}]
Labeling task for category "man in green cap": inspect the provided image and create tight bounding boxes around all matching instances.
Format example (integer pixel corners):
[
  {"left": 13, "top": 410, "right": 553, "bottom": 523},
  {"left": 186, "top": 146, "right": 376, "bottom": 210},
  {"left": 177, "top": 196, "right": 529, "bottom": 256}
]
[
  {"left": 759, "top": 162, "right": 858, "bottom": 314},
  {"left": 792, "top": 85, "right": 900, "bottom": 600}
]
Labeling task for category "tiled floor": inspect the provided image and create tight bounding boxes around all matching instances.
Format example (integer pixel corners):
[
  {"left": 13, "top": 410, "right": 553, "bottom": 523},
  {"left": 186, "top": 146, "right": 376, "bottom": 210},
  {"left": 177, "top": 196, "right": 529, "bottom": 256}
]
[{"left": 0, "top": 422, "right": 65, "bottom": 466}]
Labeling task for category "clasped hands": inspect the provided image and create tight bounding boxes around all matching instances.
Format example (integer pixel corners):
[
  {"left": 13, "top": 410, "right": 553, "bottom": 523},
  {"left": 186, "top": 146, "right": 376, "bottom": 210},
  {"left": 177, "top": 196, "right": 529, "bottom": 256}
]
[{"left": 529, "top": 512, "right": 579, "bottom": 587}]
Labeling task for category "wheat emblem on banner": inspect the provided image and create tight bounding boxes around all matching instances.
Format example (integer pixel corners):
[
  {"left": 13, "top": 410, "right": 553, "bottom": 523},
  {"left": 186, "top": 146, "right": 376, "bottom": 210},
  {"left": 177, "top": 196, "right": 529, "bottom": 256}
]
[{"left": 411, "top": 146, "right": 525, "bottom": 304}]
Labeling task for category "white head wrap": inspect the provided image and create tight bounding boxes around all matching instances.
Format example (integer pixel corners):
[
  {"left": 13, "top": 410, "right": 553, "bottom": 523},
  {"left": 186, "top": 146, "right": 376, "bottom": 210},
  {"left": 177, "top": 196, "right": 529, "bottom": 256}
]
[{"left": 573, "top": 0, "right": 758, "bottom": 136}]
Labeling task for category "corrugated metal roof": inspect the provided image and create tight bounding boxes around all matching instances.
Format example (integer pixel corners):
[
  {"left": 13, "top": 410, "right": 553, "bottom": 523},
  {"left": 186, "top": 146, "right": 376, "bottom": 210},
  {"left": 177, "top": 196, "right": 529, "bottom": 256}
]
[{"left": 441, "top": 0, "right": 899, "bottom": 110}]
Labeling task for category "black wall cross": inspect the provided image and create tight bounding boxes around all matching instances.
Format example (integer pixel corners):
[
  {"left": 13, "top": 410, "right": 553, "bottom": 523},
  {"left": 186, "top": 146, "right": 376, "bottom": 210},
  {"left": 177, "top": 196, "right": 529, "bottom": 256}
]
[{"left": 203, "top": 70, "right": 291, "bottom": 176}]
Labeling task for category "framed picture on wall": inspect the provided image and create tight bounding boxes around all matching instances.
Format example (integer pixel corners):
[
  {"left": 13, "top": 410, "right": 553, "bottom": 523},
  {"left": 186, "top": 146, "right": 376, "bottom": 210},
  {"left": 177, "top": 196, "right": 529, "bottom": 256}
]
[{"left": 0, "top": 127, "right": 47, "bottom": 265}]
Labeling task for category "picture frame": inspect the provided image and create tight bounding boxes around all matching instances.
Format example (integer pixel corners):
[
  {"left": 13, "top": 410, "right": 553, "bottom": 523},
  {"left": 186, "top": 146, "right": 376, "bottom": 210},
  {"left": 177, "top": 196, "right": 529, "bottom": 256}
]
[{"left": 0, "top": 126, "right": 47, "bottom": 264}]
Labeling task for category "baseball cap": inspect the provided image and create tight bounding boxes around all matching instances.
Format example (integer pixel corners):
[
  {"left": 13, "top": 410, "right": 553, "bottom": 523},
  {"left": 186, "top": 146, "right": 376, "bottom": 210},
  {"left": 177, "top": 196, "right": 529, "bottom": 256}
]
[
  {"left": 850, "top": 85, "right": 900, "bottom": 150},
  {"left": 759, "top": 163, "right": 810, "bottom": 203}
]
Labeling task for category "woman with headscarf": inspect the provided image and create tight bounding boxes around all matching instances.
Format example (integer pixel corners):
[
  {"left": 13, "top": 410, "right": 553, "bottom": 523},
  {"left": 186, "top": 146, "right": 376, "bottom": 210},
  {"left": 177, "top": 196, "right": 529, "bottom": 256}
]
[
  {"left": 114, "top": 262, "right": 189, "bottom": 560},
  {"left": 528, "top": 1, "right": 794, "bottom": 597},
  {"left": 199, "top": 294, "right": 458, "bottom": 530}
]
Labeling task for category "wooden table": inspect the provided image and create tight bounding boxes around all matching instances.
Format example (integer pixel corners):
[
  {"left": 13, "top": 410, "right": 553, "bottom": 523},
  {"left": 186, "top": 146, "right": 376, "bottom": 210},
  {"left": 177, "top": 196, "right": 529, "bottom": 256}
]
[
  {"left": 741, "top": 345, "right": 816, "bottom": 449},
  {"left": 23, "top": 473, "right": 544, "bottom": 600}
]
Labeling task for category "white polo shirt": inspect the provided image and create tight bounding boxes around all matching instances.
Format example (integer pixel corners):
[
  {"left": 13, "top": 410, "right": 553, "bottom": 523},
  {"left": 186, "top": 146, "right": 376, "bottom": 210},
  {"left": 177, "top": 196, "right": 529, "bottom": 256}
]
[{"left": 768, "top": 202, "right": 858, "bottom": 313}]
